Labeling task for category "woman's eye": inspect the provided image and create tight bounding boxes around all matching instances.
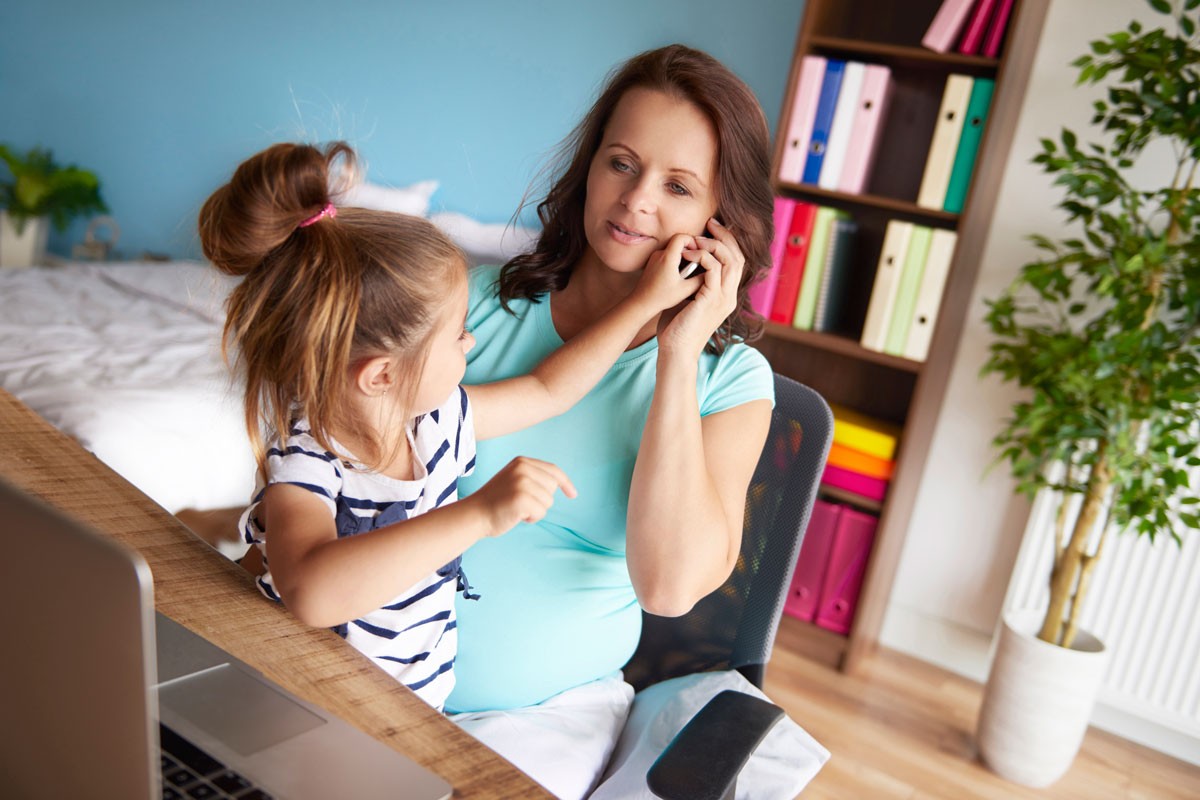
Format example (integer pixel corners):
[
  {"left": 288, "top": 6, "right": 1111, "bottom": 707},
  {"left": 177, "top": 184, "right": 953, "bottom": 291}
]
[
  {"left": 611, "top": 158, "right": 633, "bottom": 173},
  {"left": 668, "top": 182, "right": 691, "bottom": 197}
]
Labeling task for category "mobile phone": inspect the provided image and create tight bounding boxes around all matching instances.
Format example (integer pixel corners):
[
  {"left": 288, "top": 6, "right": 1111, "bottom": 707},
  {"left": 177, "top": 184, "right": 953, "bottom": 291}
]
[{"left": 679, "top": 231, "right": 712, "bottom": 277}]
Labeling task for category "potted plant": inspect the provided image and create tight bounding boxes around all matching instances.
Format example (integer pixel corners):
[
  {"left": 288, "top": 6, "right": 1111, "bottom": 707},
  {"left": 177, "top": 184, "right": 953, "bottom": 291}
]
[
  {"left": 975, "top": 0, "right": 1200, "bottom": 787},
  {"left": 0, "top": 144, "right": 108, "bottom": 268}
]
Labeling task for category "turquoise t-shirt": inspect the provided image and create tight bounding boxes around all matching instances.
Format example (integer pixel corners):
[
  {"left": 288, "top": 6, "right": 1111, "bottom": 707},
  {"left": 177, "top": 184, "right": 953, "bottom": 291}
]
[{"left": 446, "top": 265, "right": 774, "bottom": 713}]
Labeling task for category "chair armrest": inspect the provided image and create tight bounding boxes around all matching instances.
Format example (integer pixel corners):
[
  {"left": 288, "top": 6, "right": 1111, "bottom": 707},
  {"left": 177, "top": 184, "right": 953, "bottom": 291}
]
[{"left": 646, "top": 689, "right": 784, "bottom": 800}]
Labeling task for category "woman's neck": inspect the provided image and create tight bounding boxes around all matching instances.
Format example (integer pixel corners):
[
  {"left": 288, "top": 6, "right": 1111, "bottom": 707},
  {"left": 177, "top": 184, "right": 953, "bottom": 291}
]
[{"left": 552, "top": 252, "right": 659, "bottom": 347}]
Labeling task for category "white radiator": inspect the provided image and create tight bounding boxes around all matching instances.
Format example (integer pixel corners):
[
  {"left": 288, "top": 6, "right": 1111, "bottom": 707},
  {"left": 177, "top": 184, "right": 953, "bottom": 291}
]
[{"left": 1005, "top": 487, "right": 1200, "bottom": 741}]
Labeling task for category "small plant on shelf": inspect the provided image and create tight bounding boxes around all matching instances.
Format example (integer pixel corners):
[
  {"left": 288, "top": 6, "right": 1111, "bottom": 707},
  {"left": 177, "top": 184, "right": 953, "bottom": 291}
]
[{"left": 0, "top": 144, "right": 108, "bottom": 234}]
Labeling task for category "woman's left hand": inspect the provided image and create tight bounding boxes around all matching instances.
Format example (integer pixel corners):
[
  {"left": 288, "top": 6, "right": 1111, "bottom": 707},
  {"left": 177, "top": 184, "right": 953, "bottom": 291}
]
[{"left": 656, "top": 217, "right": 745, "bottom": 358}]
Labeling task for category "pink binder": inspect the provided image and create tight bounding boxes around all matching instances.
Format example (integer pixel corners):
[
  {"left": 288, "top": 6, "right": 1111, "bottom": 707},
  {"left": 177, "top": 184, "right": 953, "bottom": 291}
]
[
  {"left": 777, "top": 56, "right": 827, "bottom": 185},
  {"left": 821, "top": 463, "right": 888, "bottom": 503},
  {"left": 836, "top": 64, "right": 893, "bottom": 195},
  {"left": 784, "top": 498, "right": 842, "bottom": 622},
  {"left": 981, "top": 0, "right": 1016, "bottom": 57},
  {"left": 921, "top": 0, "right": 975, "bottom": 53},
  {"left": 814, "top": 507, "right": 879, "bottom": 635},
  {"left": 957, "top": 0, "right": 999, "bottom": 55},
  {"left": 750, "top": 197, "right": 796, "bottom": 317}
]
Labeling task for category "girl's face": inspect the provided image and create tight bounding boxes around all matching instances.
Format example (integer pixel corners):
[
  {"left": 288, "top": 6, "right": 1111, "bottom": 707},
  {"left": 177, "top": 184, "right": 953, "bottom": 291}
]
[
  {"left": 411, "top": 273, "right": 474, "bottom": 415},
  {"left": 582, "top": 87, "right": 720, "bottom": 275}
]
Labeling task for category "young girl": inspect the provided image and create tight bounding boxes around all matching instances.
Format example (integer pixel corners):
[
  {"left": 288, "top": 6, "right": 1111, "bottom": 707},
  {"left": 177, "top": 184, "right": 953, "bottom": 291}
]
[{"left": 197, "top": 141, "right": 703, "bottom": 711}]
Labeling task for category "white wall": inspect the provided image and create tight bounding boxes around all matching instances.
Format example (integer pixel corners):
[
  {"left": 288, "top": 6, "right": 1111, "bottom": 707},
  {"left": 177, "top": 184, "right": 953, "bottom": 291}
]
[{"left": 880, "top": 0, "right": 1196, "bottom": 760}]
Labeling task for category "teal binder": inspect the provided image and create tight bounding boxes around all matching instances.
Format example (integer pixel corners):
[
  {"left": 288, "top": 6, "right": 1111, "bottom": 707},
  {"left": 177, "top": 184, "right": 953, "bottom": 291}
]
[{"left": 942, "top": 78, "right": 996, "bottom": 214}]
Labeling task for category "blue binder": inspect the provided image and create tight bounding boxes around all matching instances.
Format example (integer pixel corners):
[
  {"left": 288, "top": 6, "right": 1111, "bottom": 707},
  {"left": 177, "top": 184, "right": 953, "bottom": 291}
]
[{"left": 801, "top": 59, "right": 846, "bottom": 185}]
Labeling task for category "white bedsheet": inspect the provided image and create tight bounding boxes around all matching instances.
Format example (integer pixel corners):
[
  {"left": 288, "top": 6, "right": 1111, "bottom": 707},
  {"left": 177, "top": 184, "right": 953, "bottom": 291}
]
[{"left": 0, "top": 260, "right": 256, "bottom": 514}]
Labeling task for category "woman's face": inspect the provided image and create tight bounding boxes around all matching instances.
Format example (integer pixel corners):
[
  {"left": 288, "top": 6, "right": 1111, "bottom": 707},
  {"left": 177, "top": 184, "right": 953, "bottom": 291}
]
[{"left": 582, "top": 87, "right": 720, "bottom": 275}]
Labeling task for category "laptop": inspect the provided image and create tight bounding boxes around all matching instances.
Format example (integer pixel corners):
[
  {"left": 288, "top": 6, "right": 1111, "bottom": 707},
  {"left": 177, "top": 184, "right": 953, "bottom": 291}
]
[{"left": 0, "top": 478, "right": 453, "bottom": 800}]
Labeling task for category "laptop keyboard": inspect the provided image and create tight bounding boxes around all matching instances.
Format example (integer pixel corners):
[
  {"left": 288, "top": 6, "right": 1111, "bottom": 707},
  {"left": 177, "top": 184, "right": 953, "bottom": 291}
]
[{"left": 160, "top": 723, "right": 273, "bottom": 799}]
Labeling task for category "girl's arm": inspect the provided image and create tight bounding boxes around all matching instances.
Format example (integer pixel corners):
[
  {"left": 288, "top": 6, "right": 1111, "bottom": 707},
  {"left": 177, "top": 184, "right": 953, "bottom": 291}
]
[
  {"left": 262, "top": 457, "right": 575, "bottom": 628},
  {"left": 626, "top": 219, "right": 772, "bottom": 616},
  {"left": 466, "top": 236, "right": 699, "bottom": 441}
]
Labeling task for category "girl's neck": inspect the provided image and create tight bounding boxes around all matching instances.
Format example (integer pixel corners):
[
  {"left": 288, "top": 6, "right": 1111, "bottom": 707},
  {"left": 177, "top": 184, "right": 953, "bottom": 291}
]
[
  {"left": 331, "top": 415, "right": 415, "bottom": 481},
  {"left": 552, "top": 252, "right": 659, "bottom": 347}
]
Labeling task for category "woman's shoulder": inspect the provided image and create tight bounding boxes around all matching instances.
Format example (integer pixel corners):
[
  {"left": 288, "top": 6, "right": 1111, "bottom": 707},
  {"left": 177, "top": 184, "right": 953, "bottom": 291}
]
[{"left": 697, "top": 341, "right": 775, "bottom": 414}]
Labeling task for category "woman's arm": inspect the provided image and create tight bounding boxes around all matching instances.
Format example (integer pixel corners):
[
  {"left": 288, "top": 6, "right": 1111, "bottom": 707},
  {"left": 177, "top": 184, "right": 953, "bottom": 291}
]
[
  {"left": 262, "top": 457, "right": 575, "bottom": 627},
  {"left": 626, "top": 219, "right": 772, "bottom": 615},
  {"left": 467, "top": 235, "right": 699, "bottom": 441}
]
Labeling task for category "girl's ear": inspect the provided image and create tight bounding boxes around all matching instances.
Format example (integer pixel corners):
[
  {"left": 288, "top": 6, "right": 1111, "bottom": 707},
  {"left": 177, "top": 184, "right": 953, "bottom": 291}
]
[{"left": 354, "top": 356, "right": 395, "bottom": 398}]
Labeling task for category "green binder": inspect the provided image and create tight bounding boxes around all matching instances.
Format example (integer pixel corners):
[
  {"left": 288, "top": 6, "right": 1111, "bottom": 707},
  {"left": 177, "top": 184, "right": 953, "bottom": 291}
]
[
  {"left": 883, "top": 225, "right": 933, "bottom": 356},
  {"left": 942, "top": 77, "right": 995, "bottom": 214},
  {"left": 792, "top": 207, "right": 844, "bottom": 330}
]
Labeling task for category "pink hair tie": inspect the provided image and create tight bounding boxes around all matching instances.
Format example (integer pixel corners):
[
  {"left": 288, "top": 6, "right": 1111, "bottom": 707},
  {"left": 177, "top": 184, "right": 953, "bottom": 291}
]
[{"left": 298, "top": 203, "right": 337, "bottom": 228}]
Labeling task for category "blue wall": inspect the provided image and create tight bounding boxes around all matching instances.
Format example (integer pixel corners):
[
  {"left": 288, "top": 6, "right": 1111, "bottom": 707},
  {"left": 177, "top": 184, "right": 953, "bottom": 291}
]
[{"left": 1, "top": 0, "right": 804, "bottom": 260}]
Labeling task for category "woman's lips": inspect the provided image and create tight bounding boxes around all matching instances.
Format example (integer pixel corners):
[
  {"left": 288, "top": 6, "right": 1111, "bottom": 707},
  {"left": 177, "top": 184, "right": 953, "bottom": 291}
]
[{"left": 607, "top": 220, "right": 652, "bottom": 244}]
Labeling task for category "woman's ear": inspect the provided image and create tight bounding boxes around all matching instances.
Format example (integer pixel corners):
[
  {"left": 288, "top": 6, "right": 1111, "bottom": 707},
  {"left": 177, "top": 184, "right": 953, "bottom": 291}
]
[{"left": 354, "top": 356, "right": 395, "bottom": 398}]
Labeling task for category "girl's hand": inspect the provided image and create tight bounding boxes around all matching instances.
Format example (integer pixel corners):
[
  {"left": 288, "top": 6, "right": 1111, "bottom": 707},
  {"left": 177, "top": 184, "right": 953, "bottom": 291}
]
[
  {"left": 630, "top": 232, "right": 705, "bottom": 313},
  {"left": 465, "top": 456, "right": 577, "bottom": 535},
  {"left": 657, "top": 218, "right": 745, "bottom": 358}
]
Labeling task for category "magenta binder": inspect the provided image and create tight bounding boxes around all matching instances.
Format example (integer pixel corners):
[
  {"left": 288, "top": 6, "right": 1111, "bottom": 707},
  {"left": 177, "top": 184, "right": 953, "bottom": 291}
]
[
  {"left": 821, "top": 463, "right": 888, "bottom": 502},
  {"left": 784, "top": 498, "right": 842, "bottom": 622},
  {"left": 921, "top": 0, "right": 975, "bottom": 53},
  {"left": 814, "top": 507, "right": 879, "bottom": 635},
  {"left": 750, "top": 197, "right": 796, "bottom": 317},
  {"left": 981, "top": 0, "right": 1016, "bottom": 57},
  {"left": 957, "top": 0, "right": 999, "bottom": 55},
  {"left": 836, "top": 63, "right": 892, "bottom": 195},
  {"left": 777, "top": 56, "right": 827, "bottom": 185}
]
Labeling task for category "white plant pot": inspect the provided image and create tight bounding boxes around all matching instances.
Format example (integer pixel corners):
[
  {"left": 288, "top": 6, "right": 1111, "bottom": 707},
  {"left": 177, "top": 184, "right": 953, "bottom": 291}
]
[
  {"left": 976, "top": 608, "right": 1108, "bottom": 787},
  {"left": 0, "top": 212, "right": 50, "bottom": 268}
]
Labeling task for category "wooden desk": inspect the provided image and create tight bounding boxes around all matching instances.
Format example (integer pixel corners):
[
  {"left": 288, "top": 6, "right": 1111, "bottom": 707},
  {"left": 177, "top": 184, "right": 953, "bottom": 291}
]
[{"left": 0, "top": 388, "right": 550, "bottom": 799}]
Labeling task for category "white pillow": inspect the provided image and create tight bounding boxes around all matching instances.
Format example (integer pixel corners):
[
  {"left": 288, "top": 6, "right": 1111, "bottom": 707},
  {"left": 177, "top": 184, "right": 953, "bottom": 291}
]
[
  {"left": 336, "top": 179, "right": 439, "bottom": 217},
  {"left": 429, "top": 210, "right": 538, "bottom": 267}
]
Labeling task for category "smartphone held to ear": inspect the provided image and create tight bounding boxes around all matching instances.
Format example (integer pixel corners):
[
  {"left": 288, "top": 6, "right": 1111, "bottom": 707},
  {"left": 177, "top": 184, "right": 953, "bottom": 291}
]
[{"left": 679, "top": 231, "right": 712, "bottom": 278}]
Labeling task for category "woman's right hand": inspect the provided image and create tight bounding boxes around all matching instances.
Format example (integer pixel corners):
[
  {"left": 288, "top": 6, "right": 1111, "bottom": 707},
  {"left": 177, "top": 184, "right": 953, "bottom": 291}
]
[
  {"left": 630, "top": 233, "right": 705, "bottom": 313},
  {"left": 465, "top": 456, "right": 577, "bottom": 535}
]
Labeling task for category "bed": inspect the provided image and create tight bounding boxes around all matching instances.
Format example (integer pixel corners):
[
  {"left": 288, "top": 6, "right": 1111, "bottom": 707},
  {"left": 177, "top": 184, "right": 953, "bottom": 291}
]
[{"left": 0, "top": 191, "right": 535, "bottom": 552}]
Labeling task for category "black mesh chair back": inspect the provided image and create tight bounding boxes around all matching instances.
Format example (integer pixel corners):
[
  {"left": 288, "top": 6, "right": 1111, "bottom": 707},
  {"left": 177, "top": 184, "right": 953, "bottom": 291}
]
[{"left": 623, "top": 373, "right": 833, "bottom": 691}]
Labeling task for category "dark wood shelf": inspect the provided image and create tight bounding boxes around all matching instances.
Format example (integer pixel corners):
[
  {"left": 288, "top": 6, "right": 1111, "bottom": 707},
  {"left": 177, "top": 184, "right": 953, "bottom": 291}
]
[
  {"left": 809, "top": 35, "right": 1002, "bottom": 72},
  {"left": 819, "top": 484, "right": 886, "bottom": 514},
  {"left": 763, "top": 323, "right": 923, "bottom": 374},
  {"left": 776, "top": 181, "right": 959, "bottom": 228}
]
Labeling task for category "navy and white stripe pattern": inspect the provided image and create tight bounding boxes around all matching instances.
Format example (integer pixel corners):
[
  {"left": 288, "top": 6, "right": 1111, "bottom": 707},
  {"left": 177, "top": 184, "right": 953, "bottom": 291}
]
[{"left": 238, "top": 387, "right": 476, "bottom": 710}]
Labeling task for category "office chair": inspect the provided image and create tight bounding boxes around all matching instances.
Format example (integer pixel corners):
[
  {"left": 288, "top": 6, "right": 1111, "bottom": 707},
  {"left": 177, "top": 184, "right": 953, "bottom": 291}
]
[{"left": 619, "top": 373, "right": 833, "bottom": 800}]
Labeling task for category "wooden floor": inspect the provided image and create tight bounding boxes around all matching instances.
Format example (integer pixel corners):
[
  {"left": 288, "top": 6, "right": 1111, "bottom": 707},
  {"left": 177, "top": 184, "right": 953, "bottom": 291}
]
[{"left": 764, "top": 616, "right": 1200, "bottom": 799}]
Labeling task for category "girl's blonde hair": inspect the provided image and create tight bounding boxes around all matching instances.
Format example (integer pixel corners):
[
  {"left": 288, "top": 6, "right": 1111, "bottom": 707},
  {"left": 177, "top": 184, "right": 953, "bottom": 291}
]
[{"left": 198, "top": 141, "right": 466, "bottom": 477}]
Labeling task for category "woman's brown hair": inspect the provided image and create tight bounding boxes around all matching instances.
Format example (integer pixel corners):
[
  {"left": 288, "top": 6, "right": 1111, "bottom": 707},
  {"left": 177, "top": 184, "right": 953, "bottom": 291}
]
[
  {"left": 500, "top": 44, "right": 775, "bottom": 354},
  {"left": 198, "top": 141, "right": 466, "bottom": 477}
]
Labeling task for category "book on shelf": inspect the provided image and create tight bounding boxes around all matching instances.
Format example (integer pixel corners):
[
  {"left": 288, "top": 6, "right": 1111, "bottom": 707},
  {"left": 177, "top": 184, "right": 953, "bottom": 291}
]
[
  {"left": 883, "top": 225, "right": 934, "bottom": 356},
  {"left": 943, "top": 77, "right": 996, "bottom": 213},
  {"left": 801, "top": 59, "right": 846, "bottom": 185},
  {"left": 828, "top": 404, "right": 901, "bottom": 461},
  {"left": 837, "top": 63, "right": 893, "bottom": 195},
  {"left": 982, "top": 0, "right": 1016, "bottom": 57},
  {"left": 792, "top": 206, "right": 844, "bottom": 330},
  {"left": 921, "top": 0, "right": 977, "bottom": 53},
  {"left": 860, "top": 219, "right": 914, "bottom": 352},
  {"left": 822, "top": 463, "right": 888, "bottom": 503},
  {"left": 916, "top": 74, "right": 974, "bottom": 210},
  {"left": 902, "top": 228, "right": 958, "bottom": 361},
  {"left": 957, "top": 0, "right": 999, "bottom": 55},
  {"left": 814, "top": 506, "right": 879, "bottom": 635},
  {"left": 812, "top": 217, "right": 859, "bottom": 334},
  {"left": 777, "top": 56, "right": 827, "bottom": 185},
  {"left": 784, "top": 498, "right": 841, "bottom": 622},
  {"left": 768, "top": 200, "right": 819, "bottom": 324},
  {"left": 750, "top": 196, "right": 796, "bottom": 317},
  {"left": 817, "top": 61, "right": 866, "bottom": 191},
  {"left": 827, "top": 442, "right": 895, "bottom": 481}
]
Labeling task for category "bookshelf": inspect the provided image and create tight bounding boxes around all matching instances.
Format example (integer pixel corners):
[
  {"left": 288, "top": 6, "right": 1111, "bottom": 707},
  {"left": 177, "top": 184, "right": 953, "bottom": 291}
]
[{"left": 759, "top": 0, "right": 1050, "bottom": 673}]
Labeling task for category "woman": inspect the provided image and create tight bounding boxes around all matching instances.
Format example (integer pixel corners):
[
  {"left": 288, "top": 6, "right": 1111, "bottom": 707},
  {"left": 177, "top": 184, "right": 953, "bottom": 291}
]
[{"left": 447, "top": 44, "right": 777, "bottom": 799}]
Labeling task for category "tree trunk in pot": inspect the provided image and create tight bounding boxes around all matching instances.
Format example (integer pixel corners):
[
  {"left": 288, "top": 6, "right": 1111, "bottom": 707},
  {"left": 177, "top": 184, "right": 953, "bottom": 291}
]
[
  {"left": 0, "top": 213, "right": 49, "bottom": 268},
  {"left": 976, "top": 608, "right": 1108, "bottom": 787}
]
